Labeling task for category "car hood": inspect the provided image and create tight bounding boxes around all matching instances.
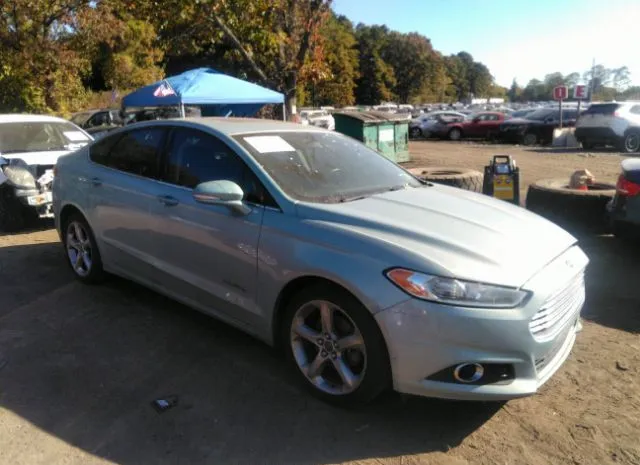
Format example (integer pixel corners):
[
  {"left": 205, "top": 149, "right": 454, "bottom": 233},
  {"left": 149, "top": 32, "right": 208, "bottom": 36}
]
[
  {"left": 0, "top": 149, "right": 77, "bottom": 166},
  {"left": 297, "top": 185, "right": 577, "bottom": 288}
]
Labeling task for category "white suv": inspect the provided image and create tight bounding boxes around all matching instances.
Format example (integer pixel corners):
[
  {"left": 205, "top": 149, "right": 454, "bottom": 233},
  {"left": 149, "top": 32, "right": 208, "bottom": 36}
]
[{"left": 575, "top": 102, "right": 640, "bottom": 153}]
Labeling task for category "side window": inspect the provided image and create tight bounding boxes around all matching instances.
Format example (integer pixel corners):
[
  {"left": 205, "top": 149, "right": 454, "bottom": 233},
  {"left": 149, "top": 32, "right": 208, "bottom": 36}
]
[
  {"left": 89, "top": 133, "right": 122, "bottom": 166},
  {"left": 164, "top": 128, "right": 271, "bottom": 205},
  {"left": 487, "top": 114, "right": 499, "bottom": 121},
  {"left": 107, "top": 128, "right": 165, "bottom": 178},
  {"left": 88, "top": 112, "right": 108, "bottom": 128},
  {"left": 630, "top": 105, "right": 640, "bottom": 115}
]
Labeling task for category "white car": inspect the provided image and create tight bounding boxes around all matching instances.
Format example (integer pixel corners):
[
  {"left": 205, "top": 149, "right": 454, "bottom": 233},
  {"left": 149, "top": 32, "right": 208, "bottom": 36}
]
[
  {"left": 0, "top": 114, "right": 92, "bottom": 231},
  {"left": 575, "top": 101, "right": 640, "bottom": 153},
  {"left": 299, "top": 110, "right": 335, "bottom": 131}
]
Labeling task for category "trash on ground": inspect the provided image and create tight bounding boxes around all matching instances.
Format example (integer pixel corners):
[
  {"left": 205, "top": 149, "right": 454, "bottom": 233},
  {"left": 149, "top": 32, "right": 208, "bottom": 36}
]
[{"left": 151, "top": 395, "right": 179, "bottom": 413}]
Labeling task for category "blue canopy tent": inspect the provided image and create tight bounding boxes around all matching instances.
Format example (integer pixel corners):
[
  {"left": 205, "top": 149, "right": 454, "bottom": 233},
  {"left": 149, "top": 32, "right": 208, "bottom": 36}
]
[{"left": 121, "top": 67, "right": 285, "bottom": 119}]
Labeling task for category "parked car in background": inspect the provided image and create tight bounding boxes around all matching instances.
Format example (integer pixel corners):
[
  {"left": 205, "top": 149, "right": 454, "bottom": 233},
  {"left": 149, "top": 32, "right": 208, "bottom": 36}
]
[
  {"left": 300, "top": 109, "right": 335, "bottom": 130},
  {"left": 608, "top": 158, "right": 640, "bottom": 241},
  {"left": 510, "top": 108, "right": 536, "bottom": 119},
  {"left": 54, "top": 117, "right": 588, "bottom": 406},
  {"left": 0, "top": 114, "right": 91, "bottom": 231},
  {"left": 70, "top": 109, "right": 124, "bottom": 139},
  {"left": 436, "top": 111, "right": 506, "bottom": 140},
  {"left": 409, "top": 111, "right": 465, "bottom": 138},
  {"left": 497, "top": 108, "right": 580, "bottom": 145},
  {"left": 575, "top": 102, "right": 640, "bottom": 153}
]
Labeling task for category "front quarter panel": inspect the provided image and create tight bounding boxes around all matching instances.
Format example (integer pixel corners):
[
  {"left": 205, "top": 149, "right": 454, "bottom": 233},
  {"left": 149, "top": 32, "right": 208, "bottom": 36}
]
[
  {"left": 256, "top": 208, "right": 412, "bottom": 343},
  {"left": 53, "top": 148, "right": 92, "bottom": 236}
]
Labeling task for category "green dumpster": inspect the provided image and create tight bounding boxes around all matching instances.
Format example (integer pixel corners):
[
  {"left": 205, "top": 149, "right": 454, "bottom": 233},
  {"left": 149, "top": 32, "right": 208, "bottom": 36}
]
[{"left": 333, "top": 111, "right": 410, "bottom": 163}]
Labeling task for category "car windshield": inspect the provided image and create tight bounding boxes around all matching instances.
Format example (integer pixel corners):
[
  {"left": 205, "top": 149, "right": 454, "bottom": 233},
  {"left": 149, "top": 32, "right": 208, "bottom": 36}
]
[
  {"left": 524, "top": 109, "right": 555, "bottom": 121},
  {"left": 70, "top": 112, "right": 93, "bottom": 126},
  {"left": 0, "top": 121, "right": 90, "bottom": 154},
  {"left": 234, "top": 131, "right": 423, "bottom": 203}
]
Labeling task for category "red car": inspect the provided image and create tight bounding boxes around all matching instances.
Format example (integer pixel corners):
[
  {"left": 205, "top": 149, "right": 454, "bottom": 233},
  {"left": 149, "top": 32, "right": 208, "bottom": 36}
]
[{"left": 437, "top": 112, "right": 506, "bottom": 141}]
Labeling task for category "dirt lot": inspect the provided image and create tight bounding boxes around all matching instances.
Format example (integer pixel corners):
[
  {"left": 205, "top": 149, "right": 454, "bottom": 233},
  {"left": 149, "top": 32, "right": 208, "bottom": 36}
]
[{"left": 0, "top": 142, "right": 638, "bottom": 465}]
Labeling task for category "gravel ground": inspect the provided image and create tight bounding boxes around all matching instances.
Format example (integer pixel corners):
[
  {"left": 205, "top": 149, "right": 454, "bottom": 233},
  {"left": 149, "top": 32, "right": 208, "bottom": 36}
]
[{"left": 0, "top": 141, "right": 638, "bottom": 465}]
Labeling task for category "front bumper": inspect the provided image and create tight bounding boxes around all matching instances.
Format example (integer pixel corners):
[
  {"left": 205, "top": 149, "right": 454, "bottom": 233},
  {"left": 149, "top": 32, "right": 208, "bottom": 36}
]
[
  {"left": 375, "top": 247, "right": 588, "bottom": 401},
  {"left": 14, "top": 189, "right": 54, "bottom": 217}
]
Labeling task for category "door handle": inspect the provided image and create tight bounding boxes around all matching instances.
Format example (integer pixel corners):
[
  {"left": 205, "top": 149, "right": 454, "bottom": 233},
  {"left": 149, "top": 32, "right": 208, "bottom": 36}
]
[{"left": 157, "top": 195, "right": 179, "bottom": 207}]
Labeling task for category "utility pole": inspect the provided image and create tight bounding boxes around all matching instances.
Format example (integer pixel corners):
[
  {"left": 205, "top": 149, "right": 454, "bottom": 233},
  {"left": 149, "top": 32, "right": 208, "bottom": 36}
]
[{"left": 589, "top": 58, "right": 596, "bottom": 102}]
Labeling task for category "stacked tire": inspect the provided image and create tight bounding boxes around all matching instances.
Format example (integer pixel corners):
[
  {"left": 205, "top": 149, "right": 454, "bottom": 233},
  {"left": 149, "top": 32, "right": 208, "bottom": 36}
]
[
  {"left": 526, "top": 179, "right": 617, "bottom": 234},
  {"left": 408, "top": 167, "right": 484, "bottom": 193}
]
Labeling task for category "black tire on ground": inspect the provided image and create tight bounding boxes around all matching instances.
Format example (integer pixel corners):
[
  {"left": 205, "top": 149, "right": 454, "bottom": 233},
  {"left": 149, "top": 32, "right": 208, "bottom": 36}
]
[
  {"left": 281, "top": 283, "right": 392, "bottom": 407},
  {"left": 525, "top": 179, "right": 617, "bottom": 233},
  {"left": 448, "top": 127, "right": 462, "bottom": 141},
  {"left": 0, "top": 186, "right": 30, "bottom": 232},
  {"left": 408, "top": 167, "right": 483, "bottom": 192},
  {"left": 612, "top": 220, "right": 640, "bottom": 244},
  {"left": 619, "top": 130, "right": 640, "bottom": 153},
  {"left": 409, "top": 127, "right": 422, "bottom": 139},
  {"left": 581, "top": 140, "right": 596, "bottom": 150},
  {"left": 522, "top": 132, "right": 538, "bottom": 146},
  {"left": 61, "top": 212, "right": 106, "bottom": 284}
]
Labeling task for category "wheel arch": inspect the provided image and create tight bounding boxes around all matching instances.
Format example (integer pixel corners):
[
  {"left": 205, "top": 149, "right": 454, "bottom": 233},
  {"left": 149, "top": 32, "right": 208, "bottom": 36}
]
[
  {"left": 58, "top": 202, "right": 91, "bottom": 239},
  {"left": 271, "top": 275, "right": 381, "bottom": 350}
]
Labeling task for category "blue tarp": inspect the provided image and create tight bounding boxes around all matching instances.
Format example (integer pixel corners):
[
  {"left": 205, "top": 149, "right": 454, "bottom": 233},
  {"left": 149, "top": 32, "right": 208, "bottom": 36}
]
[{"left": 122, "top": 68, "right": 284, "bottom": 117}]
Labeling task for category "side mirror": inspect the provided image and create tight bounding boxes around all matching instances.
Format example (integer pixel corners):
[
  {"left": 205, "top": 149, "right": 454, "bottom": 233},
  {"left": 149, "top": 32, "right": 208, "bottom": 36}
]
[{"left": 193, "top": 180, "right": 251, "bottom": 215}]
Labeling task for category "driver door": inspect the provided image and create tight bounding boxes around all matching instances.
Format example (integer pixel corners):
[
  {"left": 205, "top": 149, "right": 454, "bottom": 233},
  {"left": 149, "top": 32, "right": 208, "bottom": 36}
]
[{"left": 149, "top": 126, "right": 268, "bottom": 327}]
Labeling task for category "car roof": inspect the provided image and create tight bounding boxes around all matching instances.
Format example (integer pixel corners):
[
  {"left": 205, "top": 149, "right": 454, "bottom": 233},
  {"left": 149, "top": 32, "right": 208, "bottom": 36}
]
[
  {"left": 145, "top": 117, "right": 326, "bottom": 136},
  {"left": 0, "top": 114, "right": 70, "bottom": 124}
]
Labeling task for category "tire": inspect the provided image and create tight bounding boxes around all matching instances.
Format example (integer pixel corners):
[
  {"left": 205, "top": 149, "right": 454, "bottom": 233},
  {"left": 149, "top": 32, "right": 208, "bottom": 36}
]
[
  {"left": 408, "top": 167, "right": 483, "bottom": 192},
  {"left": 282, "top": 283, "right": 391, "bottom": 407},
  {"left": 619, "top": 130, "right": 640, "bottom": 153},
  {"left": 581, "top": 140, "right": 596, "bottom": 150},
  {"left": 448, "top": 127, "right": 462, "bottom": 141},
  {"left": 612, "top": 220, "right": 640, "bottom": 244},
  {"left": 409, "top": 127, "right": 422, "bottom": 139},
  {"left": 0, "top": 186, "right": 29, "bottom": 232},
  {"left": 522, "top": 132, "right": 538, "bottom": 146},
  {"left": 525, "top": 179, "right": 616, "bottom": 233},
  {"left": 61, "top": 213, "right": 106, "bottom": 284}
]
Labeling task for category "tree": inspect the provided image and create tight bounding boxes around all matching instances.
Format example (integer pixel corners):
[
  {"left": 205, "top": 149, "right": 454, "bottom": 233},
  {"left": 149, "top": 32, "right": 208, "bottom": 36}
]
[
  {"left": 564, "top": 72, "right": 581, "bottom": 88},
  {"left": 611, "top": 66, "right": 631, "bottom": 93},
  {"left": 521, "top": 79, "right": 545, "bottom": 101},
  {"left": 354, "top": 24, "right": 396, "bottom": 104},
  {"left": 507, "top": 79, "right": 522, "bottom": 102},
  {"left": 308, "top": 14, "right": 359, "bottom": 106}
]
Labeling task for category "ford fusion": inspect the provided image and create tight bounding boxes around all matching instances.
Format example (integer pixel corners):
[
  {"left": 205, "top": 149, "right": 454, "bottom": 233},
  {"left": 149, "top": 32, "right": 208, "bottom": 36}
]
[{"left": 53, "top": 118, "right": 588, "bottom": 406}]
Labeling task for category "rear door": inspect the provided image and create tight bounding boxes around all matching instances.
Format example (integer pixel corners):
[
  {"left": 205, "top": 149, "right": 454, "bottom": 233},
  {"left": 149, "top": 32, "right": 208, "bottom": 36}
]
[{"left": 87, "top": 126, "right": 169, "bottom": 277}]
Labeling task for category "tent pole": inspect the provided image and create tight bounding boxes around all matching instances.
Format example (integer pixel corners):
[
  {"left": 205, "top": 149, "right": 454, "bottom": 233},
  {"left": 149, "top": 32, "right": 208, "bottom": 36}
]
[
  {"left": 179, "top": 103, "right": 186, "bottom": 119},
  {"left": 282, "top": 103, "right": 286, "bottom": 121}
]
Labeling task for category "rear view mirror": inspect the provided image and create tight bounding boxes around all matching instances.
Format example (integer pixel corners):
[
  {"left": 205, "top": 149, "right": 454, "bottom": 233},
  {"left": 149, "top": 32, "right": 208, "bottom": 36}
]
[{"left": 193, "top": 180, "right": 251, "bottom": 215}]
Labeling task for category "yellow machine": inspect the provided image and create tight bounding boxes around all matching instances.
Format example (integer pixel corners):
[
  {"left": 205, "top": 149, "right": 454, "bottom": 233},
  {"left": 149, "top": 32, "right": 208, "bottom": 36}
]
[{"left": 482, "top": 156, "right": 520, "bottom": 205}]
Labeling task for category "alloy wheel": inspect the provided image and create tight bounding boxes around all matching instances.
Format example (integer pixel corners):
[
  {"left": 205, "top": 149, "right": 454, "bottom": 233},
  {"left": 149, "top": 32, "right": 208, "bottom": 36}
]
[
  {"left": 624, "top": 133, "right": 640, "bottom": 153},
  {"left": 66, "top": 221, "right": 93, "bottom": 277},
  {"left": 290, "top": 300, "right": 367, "bottom": 396}
]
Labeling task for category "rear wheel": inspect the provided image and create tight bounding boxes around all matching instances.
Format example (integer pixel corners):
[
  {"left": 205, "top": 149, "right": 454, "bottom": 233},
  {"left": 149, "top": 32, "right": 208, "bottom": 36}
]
[
  {"left": 620, "top": 131, "right": 640, "bottom": 153},
  {"left": 62, "top": 213, "right": 105, "bottom": 284},
  {"left": 409, "top": 127, "right": 422, "bottom": 139},
  {"left": 522, "top": 132, "right": 538, "bottom": 146},
  {"left": 282, "top": 284, "right": 391, "bottom": 407}
]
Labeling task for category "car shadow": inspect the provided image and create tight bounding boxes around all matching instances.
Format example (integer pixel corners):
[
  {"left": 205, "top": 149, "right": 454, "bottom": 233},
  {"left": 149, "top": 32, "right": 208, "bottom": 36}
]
[
  {"left": 577, "top": 233, "right": 640, "bottom": 334},
  {"left": 523, "top": 147, "right": 623, "bottom": 155},
  {"left": 0, "top": 218, "right": 55, "bottom": 237},
  {"left": 0, "top": 242, "right": 501, "bottom": 465}
]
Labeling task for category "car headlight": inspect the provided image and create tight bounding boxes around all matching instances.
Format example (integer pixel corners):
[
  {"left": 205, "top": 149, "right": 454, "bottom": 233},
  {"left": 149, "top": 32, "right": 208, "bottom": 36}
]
[
  {"left": 385, "top": 268, "right": 528, "bottom": 308},
  {"left": 2, "top": 163, "right": 36, "bottom": 189}
]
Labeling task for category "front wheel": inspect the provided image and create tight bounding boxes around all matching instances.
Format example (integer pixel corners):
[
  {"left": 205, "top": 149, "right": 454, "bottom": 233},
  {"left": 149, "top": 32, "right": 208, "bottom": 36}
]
[
  {"left": 448, "top": 127, "right": 462, "bottom": 141},
  {"left": 282, "top": 284, "right": 391, "bottom": 407},
  {"left": 409, "top": 127, "right": 422, "bottom": 139},
  {"left": 62, "top": 213, "right": 106, "bottom": 284},
  {"left": 522, "top": 132, "right": 538, "bottom": 146}
]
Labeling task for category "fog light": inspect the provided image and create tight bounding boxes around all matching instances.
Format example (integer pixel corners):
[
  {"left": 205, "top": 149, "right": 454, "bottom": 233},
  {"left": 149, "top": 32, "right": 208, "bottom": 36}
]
[{"left": 453, "top": 363, "right": 484, "bottom": 383}]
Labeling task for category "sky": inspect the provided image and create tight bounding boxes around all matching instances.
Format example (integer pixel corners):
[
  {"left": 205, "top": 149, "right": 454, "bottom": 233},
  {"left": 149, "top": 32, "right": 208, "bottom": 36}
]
[{"left": 332, "top": 0, "right": 640, "bottom": 88}]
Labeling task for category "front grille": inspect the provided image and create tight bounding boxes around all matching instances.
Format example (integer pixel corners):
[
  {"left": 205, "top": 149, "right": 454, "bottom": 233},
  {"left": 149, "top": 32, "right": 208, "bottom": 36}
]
[{"left": 529, "top": 273, "right": 585, "bottom": 341}]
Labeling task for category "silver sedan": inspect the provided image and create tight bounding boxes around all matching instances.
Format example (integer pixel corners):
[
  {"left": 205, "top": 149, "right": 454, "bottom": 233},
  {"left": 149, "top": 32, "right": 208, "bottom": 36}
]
[{"left": 53, "top": 118, "right": 588, "bottom": 406}]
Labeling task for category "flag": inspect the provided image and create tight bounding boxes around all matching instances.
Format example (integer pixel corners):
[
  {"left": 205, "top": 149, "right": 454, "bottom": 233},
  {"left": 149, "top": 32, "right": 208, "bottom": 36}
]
[{"left": 153, "top": 82, "right": 176, "bottom": 98}]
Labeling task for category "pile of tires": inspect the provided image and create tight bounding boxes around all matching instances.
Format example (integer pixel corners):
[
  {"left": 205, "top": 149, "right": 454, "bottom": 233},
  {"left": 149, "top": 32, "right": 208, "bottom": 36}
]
[
  {"left": 408, "top": 167, "right": 483, "bottom": 193},
  {"left": 526, "top": 179, "right": 617, "bottom": 233}
]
